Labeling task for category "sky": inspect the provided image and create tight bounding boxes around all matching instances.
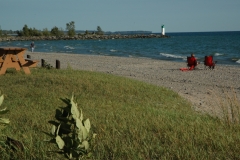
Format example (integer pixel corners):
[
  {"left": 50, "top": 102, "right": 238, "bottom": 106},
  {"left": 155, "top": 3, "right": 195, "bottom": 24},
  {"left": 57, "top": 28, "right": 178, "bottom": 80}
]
[{"left": 1, "top": 0, "right": 240, "bottom": 33}]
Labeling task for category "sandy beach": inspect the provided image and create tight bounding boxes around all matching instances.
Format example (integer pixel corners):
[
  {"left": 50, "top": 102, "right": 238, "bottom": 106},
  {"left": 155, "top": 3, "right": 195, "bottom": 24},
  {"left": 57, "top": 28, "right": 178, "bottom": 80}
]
[{"left": 26, "top": 51, "right": 240, "bottom": 116}]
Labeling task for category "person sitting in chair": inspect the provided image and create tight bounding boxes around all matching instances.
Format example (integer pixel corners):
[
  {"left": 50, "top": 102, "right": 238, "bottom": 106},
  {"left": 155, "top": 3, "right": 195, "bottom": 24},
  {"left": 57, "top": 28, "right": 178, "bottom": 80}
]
[{"left": 187, "top": 53, "right": 199, "bottom": 70}]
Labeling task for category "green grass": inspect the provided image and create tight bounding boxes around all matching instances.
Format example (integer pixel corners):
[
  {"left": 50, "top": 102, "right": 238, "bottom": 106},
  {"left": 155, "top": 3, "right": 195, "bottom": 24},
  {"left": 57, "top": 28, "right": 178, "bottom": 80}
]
[{"left": 0, "top": 68, "right": 240, "bottom": 159}]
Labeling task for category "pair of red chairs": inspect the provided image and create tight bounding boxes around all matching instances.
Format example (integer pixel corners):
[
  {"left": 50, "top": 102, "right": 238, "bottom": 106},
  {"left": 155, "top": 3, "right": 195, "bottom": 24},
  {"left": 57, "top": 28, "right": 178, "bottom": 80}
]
[{"left": 187, "top": 55, "right": 216, "bottom": 70}]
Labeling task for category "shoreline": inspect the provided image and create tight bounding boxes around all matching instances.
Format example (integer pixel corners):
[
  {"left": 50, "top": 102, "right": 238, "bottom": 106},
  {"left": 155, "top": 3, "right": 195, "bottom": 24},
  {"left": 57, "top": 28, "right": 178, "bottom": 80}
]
[{"left": 27, "top": 51, "right": 240, "bottom": 117}]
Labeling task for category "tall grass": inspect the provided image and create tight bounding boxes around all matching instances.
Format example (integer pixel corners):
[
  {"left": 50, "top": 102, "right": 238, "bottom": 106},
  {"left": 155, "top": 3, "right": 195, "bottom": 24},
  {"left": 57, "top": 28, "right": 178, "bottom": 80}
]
[
  {"left": 211, "top": 88, "right": 240, "bottom": 126},
  {"left": 0, "top": 68, "right": 240, "bottom": 159}
]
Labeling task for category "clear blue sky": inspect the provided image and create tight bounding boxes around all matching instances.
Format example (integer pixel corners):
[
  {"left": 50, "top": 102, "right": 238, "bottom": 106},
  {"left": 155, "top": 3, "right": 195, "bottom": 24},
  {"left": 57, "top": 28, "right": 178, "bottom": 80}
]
[{"left": 1, "top": 0, "right": 240, "bottom": 33}]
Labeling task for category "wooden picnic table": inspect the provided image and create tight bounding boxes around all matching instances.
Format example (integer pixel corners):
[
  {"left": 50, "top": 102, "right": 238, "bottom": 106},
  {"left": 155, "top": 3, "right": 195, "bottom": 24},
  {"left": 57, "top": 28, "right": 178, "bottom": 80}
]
[{"left": 0, "top": 47, "right": 38, "bottom": 75}]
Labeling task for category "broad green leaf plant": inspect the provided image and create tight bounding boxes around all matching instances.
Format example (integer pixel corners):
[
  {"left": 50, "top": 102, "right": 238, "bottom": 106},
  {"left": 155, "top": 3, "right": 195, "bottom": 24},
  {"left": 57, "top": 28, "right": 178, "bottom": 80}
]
[{"left": 46, "top": 95, "right": 96, "bottom": 159}]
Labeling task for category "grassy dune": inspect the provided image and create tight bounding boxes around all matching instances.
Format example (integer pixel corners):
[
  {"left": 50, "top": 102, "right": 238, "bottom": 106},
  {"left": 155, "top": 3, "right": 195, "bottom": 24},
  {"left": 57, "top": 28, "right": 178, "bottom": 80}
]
[{"left": 0, "top": 68, "right": 240, "bottom": 159}]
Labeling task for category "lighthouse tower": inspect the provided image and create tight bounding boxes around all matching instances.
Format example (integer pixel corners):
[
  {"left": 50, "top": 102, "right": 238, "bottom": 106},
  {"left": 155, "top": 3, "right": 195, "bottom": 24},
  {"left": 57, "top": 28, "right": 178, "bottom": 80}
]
[{"left": 161, "top": 25, "right": 165, "bottom": 36}]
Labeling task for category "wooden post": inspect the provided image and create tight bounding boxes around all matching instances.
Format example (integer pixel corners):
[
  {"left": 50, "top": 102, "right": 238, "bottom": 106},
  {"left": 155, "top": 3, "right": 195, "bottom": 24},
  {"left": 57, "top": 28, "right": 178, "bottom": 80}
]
[
  {"left": 41, "top": 59, "right": 45, "bottom": 67},
  {"left": 56, "top": 60, "right": 60, "bottom": 69},
  {"left": 27, "top": 55, "right": 31, "bottom": 59}
]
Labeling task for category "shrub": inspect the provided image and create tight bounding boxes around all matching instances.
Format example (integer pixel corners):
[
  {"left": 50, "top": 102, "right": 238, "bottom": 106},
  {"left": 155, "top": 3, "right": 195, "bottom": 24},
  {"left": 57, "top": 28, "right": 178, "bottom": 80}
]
[
  {"left": 46, "top": 94, "right": 96, "bottom": 159},
  {"left": 42, "top": 61, "right": 53, "bottom": 69}
]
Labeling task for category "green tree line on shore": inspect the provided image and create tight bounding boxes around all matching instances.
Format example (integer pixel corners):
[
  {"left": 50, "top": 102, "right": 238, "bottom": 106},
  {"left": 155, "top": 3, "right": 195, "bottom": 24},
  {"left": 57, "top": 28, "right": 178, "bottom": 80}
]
[{"left": 0, "top": 22, "right": 104, "bottom": 37}]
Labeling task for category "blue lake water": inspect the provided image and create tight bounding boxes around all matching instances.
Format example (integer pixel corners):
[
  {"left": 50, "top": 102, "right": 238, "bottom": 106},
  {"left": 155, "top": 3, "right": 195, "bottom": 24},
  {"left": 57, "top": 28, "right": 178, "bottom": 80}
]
[{"left": 1, "top": 31, "right": 240, "bottom": 65}]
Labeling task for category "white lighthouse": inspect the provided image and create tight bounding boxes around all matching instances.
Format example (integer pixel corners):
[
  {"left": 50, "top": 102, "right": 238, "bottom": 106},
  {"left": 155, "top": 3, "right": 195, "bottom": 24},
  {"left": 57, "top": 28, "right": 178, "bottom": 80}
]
[{"left": 161, "top": 25, "right": 165, "bottom": 36}]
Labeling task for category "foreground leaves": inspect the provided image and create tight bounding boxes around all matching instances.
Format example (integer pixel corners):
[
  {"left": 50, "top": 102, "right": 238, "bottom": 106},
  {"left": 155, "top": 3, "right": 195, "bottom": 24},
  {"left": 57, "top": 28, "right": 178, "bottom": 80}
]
[{"left": 45, "top": 94, "right": 96, "bottom": 159}]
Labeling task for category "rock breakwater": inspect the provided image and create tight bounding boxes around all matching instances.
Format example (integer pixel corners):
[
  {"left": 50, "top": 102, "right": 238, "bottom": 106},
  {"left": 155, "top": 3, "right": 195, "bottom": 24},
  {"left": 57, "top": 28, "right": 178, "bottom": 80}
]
[{"left": 0, "top": 34, "right": 169, "bottom": 42}]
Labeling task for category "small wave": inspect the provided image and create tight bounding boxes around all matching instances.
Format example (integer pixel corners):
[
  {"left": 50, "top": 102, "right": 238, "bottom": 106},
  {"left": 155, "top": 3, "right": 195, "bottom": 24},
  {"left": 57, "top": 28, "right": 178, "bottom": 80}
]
[
  {"left": 160, "top": 53, "right": 184, "bottom": 59},
  {"left": 64, "top": 46, "right": 75, "bottom": 50},
  {"left": 236, "top": 59, "right": 240, "bottom": 64},
  {"left": 59, "top": 50, "right": 72, "bottom": 53},
  {"left": 214, "top": 53, "right": 223, "bottom": 56},
  {"left": 128, "top": 55, "right": 138, "bottom": 58},
  {"left": 110, "top": 49, "right": 117, "bottom": 52}
]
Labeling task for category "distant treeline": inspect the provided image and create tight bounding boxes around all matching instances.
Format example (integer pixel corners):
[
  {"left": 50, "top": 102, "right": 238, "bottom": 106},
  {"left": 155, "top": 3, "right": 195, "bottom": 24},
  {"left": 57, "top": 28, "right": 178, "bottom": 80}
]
[
  {"left": 0, "top": 22, "right": 153, "bottom": 37},
  {"left": 0, "top": 22, "right": 102, "bottom": 37}
]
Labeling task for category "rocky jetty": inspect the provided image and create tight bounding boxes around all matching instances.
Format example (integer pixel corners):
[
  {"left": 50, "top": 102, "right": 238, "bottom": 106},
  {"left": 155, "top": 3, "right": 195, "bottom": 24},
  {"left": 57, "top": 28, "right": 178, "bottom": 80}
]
[{"left": 0, "top": 34, "right": 169, "bottom": 42}]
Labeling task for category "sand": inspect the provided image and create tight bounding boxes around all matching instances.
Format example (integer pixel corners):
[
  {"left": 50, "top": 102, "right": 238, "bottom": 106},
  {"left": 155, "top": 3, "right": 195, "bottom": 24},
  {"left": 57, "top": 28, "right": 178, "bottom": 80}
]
[{"left": 26, "top": 51, "right": 240, "bottom": 117}]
